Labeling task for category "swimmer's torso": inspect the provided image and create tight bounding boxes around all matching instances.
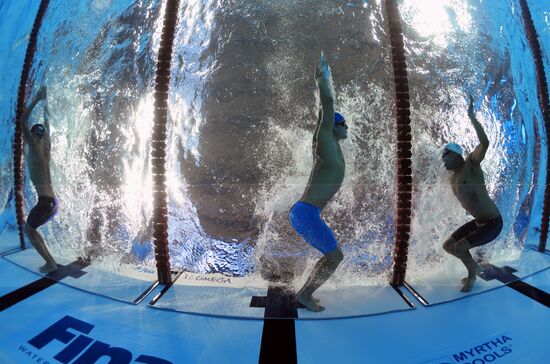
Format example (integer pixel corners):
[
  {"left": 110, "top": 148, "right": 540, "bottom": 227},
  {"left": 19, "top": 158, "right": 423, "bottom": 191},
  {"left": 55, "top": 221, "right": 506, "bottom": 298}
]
[
  {"left": 300, "top": 133, "right": 345, "bottom": 209},
  {"left": 26, "top": 135, "right": 54, "bottom": 197},
  {"left": 451, "top": 157, "right": 499, "bottom": 222}
]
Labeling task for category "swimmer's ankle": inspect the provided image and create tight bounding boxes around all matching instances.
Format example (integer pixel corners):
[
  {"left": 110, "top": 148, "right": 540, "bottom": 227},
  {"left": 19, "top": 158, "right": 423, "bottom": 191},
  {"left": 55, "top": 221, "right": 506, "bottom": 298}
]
[
  {"left": 296, "top": 294, "right": 325, "bottom": 312},
  {"left": 39, "top": 262, "right": 58, "bottom": 274},
  {"left": 296, "top": 292, "right": 320, "bottom": 305},
  {"left": 461, "top": 274, "right": 477, "bottom": 284},
  {"left": 460, "top": 275, "right": 476, "bottom": 292}
]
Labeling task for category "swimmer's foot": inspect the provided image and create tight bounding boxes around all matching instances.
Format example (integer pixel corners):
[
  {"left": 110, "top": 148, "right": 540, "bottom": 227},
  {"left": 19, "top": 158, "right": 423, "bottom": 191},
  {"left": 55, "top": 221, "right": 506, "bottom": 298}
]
[
  {"left": 460, "top": 264, "right": 482, "bottom": 292},
  {"left": 295, "top": 290, "right": 320, "bottom": 304},
  {"left": 296, "top": 297, "right": 320, "bottom": 305},
  {"left": 296, "top": 293, "right": 325, "bottom": 312},
  {"left": 82, "top": 244, "right": 102, "bottom": 263},
  {"left": 460, "top": 275, "right": 476, "bottom": 292},
  {"left": 39, "top": 262, "right": 58, "bottom": 274}
]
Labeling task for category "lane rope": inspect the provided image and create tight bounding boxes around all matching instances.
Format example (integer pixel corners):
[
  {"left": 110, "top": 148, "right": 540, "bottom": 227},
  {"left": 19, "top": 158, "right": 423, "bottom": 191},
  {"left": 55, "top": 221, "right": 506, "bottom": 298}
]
[
  {"left": 13, "top": 0, "right": 51, "bottom": 250},
  {"left": 518, "top": 0, "right": 550, "bottom": 251},
  {"left": 384, "top": 0, "right": 413, "bottom": 286},
  {"left": 152, "top": 0, "right": 181, "bottom": 284}
]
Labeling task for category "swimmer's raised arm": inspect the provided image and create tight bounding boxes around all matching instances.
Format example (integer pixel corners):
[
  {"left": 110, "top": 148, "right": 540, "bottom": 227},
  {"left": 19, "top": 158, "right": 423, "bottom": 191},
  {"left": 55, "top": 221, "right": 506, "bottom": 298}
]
[
  {"left": 43, "top": 89, "right": 51, "bottom": 132},
  {"left": 312, "top": 109, "right": 322, "bottom": 144},
  {"left": 467, "top": 95, "right": 489, "bottom": 164},
  {"left": 20, "top": 87, "right": 46, "bottom": 141},
  {"left": 315, "top": 52, "right": 335, "bottom": 135}
]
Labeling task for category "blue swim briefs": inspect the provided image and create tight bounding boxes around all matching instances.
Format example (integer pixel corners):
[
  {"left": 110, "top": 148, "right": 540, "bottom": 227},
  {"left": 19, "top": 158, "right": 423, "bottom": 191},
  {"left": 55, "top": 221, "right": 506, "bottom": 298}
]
[{"left": 289, "top": 201, "right": 338, "bottom": 254}]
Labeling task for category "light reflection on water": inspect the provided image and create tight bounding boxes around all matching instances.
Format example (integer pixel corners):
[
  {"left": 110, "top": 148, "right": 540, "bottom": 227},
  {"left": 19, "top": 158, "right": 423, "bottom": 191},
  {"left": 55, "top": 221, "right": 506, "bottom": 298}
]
[{"left": 399, "top": 0, "right": 472, "bottom": 47}]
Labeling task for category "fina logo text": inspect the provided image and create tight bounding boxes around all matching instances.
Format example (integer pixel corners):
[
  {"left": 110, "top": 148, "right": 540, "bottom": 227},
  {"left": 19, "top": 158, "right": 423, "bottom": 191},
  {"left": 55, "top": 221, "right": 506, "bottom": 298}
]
[{"left": 22, "top": 315, "right": 172, "bottom": 364}]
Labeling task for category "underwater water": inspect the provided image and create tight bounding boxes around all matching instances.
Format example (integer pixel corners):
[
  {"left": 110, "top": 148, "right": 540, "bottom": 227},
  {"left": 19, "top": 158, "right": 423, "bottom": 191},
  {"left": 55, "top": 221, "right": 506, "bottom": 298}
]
[{"left": 0, "top": 0, "right": 547, "bottom": 292}]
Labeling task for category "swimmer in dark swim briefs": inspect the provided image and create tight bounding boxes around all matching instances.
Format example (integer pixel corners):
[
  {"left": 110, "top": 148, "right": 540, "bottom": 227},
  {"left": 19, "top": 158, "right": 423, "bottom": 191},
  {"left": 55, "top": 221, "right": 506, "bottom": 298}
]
[
  {"left": 27, "top": 196, "right": 58, "bottom": 229},
  {"left": 289, "top": 53, "right": 348, "bottom": 312},
  {"left": 20, "top": 86, "right": 58, "bottom": 273},
  {"left": 441, "top": 96, "right": 502, "bottom": 292}
]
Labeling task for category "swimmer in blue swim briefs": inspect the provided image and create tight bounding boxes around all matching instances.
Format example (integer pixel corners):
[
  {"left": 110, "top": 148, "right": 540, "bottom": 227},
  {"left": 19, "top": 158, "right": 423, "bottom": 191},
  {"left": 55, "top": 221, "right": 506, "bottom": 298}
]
[
  {"left": 289, "top": 52, "right": 348, "bottom": 312},
  {"left": 20, "top": 86, "right": 58, "bottom": 273},
  {"left": 442, "top": 96, "right": 502, "bottom": 292}
]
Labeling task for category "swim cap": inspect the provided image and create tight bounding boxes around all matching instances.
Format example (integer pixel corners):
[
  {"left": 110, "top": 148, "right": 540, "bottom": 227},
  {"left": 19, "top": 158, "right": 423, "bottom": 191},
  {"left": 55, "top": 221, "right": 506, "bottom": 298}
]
[
  {"left": 334, "top": 112, "right": 345, "bottom": 127},
  {"left": 31, "top": 124, "right": 46, "bottom": 138},
  {"left": 444, "top": 142, "right": 463, "bottom": 156}
]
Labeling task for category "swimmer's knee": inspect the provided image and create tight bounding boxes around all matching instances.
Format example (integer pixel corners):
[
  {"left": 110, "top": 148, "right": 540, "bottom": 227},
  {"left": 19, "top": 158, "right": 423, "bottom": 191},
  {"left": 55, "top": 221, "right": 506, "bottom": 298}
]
[
  {"left": 442, "top": 237, "right": 456, "bottom": 253},
  {"left": 455, "top": 239, "right": 472, "bottom": 255},
  {"left": 326, "top": 248, "right": 343, "bottom": 265},
  {"left": 335, "top": 248, "right": 344, "bottom": 263},
  {"left": 24, "top": 223, "right": 36, "bottom": 235}
]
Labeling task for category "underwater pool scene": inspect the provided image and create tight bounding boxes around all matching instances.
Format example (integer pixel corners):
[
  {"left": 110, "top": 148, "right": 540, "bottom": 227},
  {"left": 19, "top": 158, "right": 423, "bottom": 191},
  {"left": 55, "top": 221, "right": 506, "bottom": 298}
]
[{"left": 0, "top": 0, "right": 548, "bottom": 363}]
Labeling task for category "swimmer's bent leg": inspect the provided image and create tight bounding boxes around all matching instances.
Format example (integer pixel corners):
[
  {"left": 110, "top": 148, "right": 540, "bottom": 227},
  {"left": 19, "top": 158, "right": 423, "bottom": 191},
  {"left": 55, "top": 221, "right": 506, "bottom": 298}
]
[
  {"left": 296, "top": 248, "right": 343, "bottom": 311},
  {"left": 444, "top": 225, "right": 480, "bottom": 292},
  {"left": 25, "top": 197, "right": 59, "bottom": 273},
  {"left": 290, "top": 202, "right": 338, "bottom": 254},
  {"left": 443, "top": 217, "right": 503, "bottom": 292},
  {"left": 290, "top": 202, "right": 343, "bottom": 311},
  {"left": 24, "top": 223, "right": 57, "bottom": 273},
  {"left": 443, "top": 236, "right": 478, "bottom": 292}
]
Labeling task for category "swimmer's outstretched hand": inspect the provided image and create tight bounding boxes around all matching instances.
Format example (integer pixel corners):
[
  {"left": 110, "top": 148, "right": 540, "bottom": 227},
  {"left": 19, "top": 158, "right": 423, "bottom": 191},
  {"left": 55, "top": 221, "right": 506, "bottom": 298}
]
[
  {"left": 315, "top": 52, "right": 331, "bottom": 81},
  {"left": 467, "top": 95, "right": 475, "bottom": 118},
  {"left": 315, "top": 51, "right": 335, "bottom": 101}
]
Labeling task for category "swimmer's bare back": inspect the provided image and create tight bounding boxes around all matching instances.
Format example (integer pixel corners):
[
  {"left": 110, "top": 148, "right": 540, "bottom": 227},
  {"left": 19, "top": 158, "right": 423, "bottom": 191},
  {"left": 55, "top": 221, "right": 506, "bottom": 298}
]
[{"left": 300, "top": 54, "right": 345, "bottom": 209}]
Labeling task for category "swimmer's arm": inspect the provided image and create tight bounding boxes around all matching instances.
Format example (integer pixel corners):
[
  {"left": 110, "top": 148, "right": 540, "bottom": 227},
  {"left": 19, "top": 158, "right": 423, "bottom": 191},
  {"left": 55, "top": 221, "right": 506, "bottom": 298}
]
[
  {"left": 43, "top": 102, "right": 51, "bottom": 132},
  {"left": 20, "top": 89, "right": 46, "bottom": 141},
  {"left": 468, "top": 95, "right": 489, "bottom": 163},
  {"left": 313, "top": 109, "right": 322, "bottom": 144},
  {"left": 315, "top": 52, "right": 336, "bottom": 134}
]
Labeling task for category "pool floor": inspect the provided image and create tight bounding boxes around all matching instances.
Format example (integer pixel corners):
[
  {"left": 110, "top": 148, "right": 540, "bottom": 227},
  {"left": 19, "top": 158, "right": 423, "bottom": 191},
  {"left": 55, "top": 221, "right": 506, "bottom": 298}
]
[{"left": 0, "top": 251, "right": 549, "bottom": 363}]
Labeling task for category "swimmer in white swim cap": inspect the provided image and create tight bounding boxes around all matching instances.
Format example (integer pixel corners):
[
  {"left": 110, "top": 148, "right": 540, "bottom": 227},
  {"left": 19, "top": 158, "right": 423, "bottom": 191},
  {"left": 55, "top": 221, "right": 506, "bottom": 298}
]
[{"left": 441, "top": 96, "right": 502, "bottom": 292}]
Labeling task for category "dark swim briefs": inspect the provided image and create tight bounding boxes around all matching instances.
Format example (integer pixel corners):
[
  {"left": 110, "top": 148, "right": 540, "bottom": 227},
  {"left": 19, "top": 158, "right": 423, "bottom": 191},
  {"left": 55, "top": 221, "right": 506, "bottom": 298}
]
[
  {"left": 27, "top": 196, "right": 58, "bottom": 229},
  {"left": 451, "top": 215, "right": 503, "bottom": 248},
  {"left": 289, "top": 201, "right": 338, "bottom": 254}
]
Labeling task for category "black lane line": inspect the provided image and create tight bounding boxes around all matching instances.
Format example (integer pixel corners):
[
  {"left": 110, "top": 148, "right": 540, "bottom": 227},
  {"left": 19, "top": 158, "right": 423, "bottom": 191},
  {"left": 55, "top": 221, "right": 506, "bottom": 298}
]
[
  {"left": 134, "top": 280, "right": 160, "bottom": 304},
  {"left": 402, "top": 281, "right": 429, "bottom": 306},
  {"left": 391, "top": 283, "right": 416, "bottom": 307},
  {"left": 149, "top": 270, "right": 182, "bottom": 306},
  {"left": 479, "top": 264, "right": 550, "bottom": 308},
  {"left": 0, "top": 259, "right": 89, "bottom": 312},
  {"left": 251, "top": 286, "right": 298, "bottom": 364}
]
